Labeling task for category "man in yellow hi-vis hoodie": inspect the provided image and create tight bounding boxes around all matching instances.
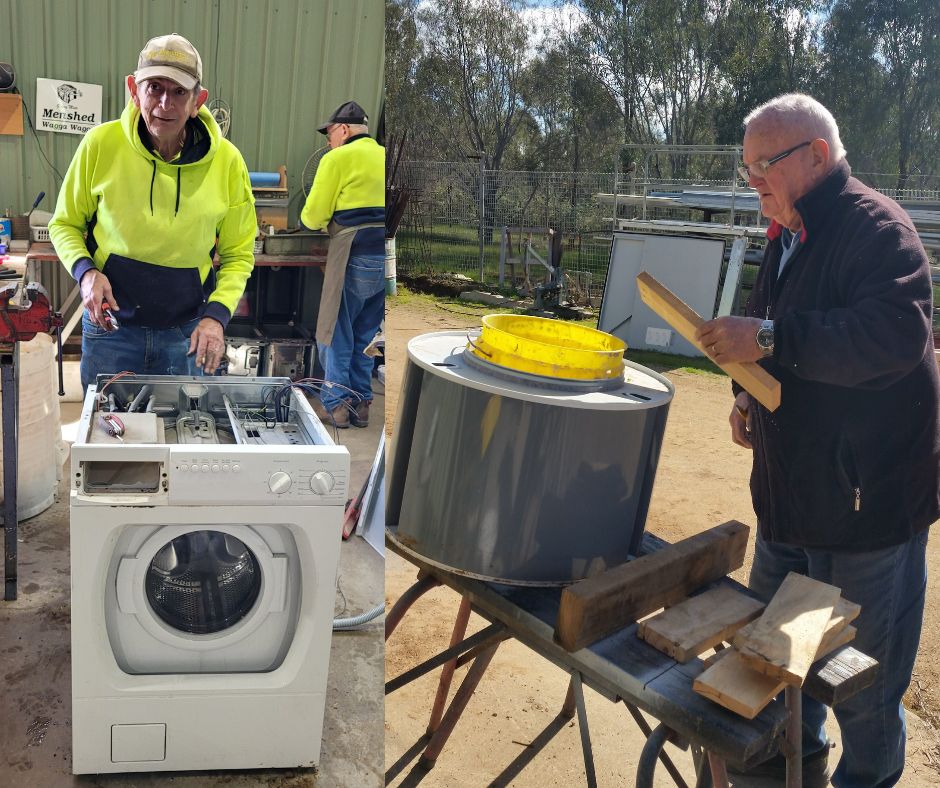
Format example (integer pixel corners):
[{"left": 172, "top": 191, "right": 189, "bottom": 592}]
[
  {"left": 49, "top": 34, "right": 255, "bottom": 388},
  {"left": 300, "top": 101, "right": 384, "bottom": 429}
]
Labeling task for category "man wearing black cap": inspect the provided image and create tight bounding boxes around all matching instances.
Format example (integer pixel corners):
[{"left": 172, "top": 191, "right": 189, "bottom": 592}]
[{"left": 301, "top": 100, "right": 385, "bottom": 428}]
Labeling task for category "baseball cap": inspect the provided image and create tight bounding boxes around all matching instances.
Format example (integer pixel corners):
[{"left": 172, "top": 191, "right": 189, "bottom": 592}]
[
  {"left": 135, "top": 34, "right": 203, "bottom": 90},
  {"left": 317, "top": 101, "right": 368, "bottom": 134}
]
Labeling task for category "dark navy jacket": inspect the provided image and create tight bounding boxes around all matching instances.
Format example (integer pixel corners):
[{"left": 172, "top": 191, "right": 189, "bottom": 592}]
[{"left": 740, "top": 160, "right": 940, "bottom": 550}]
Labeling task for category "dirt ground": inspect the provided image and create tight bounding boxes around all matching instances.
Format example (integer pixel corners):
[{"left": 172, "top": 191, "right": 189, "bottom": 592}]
[
  {"left": 0, "top": 394, "right": 384, "bottom": 787},
  {"left": 384, "top": 295, "right": 940, "bottom": 786}
]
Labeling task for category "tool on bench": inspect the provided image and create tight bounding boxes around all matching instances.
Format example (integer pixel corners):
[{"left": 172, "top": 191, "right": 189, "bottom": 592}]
[{"left": 1, "top": 278, "right": 65, "bottom": 600}]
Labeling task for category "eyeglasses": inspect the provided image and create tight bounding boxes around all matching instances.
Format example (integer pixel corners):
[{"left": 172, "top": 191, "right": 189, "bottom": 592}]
[{"left": 738, "top": 140, "right": 812, "bottom": 181}]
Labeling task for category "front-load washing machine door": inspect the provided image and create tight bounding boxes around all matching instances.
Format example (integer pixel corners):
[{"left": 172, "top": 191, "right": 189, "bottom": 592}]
[
  {"left": 106, "top": 524, "right": 301, "bottom": 674},
  {"left": 146, "top": 530, "right": 262, "bottom": 635}
]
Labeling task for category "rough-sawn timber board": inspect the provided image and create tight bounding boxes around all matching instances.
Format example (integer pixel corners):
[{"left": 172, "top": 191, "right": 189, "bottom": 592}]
[{"left": 732, "top": 572, "right": 841, "bottom": 686}]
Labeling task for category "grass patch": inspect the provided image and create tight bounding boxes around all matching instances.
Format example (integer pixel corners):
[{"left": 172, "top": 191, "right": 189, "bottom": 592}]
[
  {"left": 625, "top": 348, "right": 726, "bottom": 377},
  {"left": 387, "top": 285, "right": 521, "bottom": 317}
]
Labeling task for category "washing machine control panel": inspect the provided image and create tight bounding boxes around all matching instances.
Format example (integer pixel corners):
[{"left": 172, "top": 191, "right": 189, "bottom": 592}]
[{"left": 167, "top": 448, "right": 348, "bottom": 506}]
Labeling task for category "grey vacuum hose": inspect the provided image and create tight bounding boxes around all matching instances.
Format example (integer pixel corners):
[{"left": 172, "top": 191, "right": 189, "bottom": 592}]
[{"left": 333, "top": 604, "right": 385, "bottom": 630}]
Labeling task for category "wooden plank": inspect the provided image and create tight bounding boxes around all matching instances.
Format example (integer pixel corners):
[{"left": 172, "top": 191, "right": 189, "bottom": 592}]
[
  {"left": 829, "top": 597, "right": 861, "bottom": 630},
  {"left": 693, "top": 649, "right": 781, "bottom": 719},
  {"left": 694, "top": 619, "right": 857, "bottom": 719},
  {"left": 635, "top": 271, "right": 782, "bottom": 411},
  {"left": 804, "top": 646, "right": 878, "bottom": 707},
  {"left": 555, "top": 520, "right": 749, "bottom": 652},
  {"left": 638, "top": 585, "right": 765, "bottom": 663},
  {"left": 732, "top": 572, "right": 841, "bottom": 686},
  {"left": 701, "top": 601, "right": 856, "bottom": 670}
]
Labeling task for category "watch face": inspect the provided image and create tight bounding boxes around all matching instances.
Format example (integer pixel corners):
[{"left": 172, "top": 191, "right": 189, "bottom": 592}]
[{"left": 757, "top": 328, "right": 774, "bottom": 349}]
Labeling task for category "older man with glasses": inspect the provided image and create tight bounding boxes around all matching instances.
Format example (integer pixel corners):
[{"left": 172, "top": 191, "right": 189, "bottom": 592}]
[
  {"left": 50, "top": 34, "right": 255, "bottom": 386},
  {"left": 300, "top": 100, "right": 385, "bottom": 429},
  {"left": 696, "top": 93, "right": 939, "bottom": 786}
]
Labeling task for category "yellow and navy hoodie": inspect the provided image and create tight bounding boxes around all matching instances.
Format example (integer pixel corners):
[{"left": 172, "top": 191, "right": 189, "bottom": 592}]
[
  {"left": 300, "top": 134, "right": 384, "bottom": 255},
  {"left": 50, "top": 100, "right": 255, "bottom": 328}
]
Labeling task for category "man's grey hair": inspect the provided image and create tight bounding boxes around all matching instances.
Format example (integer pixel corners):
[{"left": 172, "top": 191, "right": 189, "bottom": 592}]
[
  {"left": 348, "top": 122, "right": 369, "bottom": 135},
  {"left": 744, "top": 93, "right": 846, "bottom": 162}
]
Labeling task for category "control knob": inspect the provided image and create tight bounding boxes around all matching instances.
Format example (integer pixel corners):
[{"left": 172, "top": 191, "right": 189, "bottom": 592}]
[
  {"left": 309, "top": 471, "right": 335, "bottom": 495},
  {"left": 268, "top": 471, "right": 293, "bottom": 494}
]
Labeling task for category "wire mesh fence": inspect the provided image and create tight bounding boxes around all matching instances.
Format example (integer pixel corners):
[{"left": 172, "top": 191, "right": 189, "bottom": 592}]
[
  {"left": 396, "top": 162, "right": 619, "bottom": 298},
  {"left": 395, "top": 160, "right": 940, "bottom": 303}
]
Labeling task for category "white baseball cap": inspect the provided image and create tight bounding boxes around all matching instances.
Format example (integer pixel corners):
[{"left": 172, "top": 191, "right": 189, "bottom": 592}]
[{"left": 135, "top": 33, "right": 202, "bottom": 90}]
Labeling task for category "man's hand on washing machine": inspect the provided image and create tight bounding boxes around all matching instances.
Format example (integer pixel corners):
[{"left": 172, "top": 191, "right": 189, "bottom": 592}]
[{"left": 188, "top": 318, "right": 226, "bottom": 373}]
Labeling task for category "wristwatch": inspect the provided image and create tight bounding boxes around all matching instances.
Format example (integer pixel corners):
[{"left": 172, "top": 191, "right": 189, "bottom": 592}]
[{"left": 756, "top": 319, "right": 775, "bottom": 356}]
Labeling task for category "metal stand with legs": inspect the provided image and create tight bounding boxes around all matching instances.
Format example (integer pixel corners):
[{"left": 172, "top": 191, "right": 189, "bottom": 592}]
[{"left": 2, "top": 350, "right": 17, "bottom": 601}]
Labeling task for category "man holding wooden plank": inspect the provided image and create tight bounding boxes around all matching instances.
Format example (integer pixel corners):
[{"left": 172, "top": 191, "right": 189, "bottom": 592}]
[{"left": 695, "top": 94, "right": 940, "bottom": 786}]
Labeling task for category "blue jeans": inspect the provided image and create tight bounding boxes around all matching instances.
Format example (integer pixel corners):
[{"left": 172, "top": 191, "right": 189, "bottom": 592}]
[
  {"left": 80, "top": 312, "right": 202, "bottom": 388},
  {"left": 319, "top": 254, "right": 385, "bottom": 410},
  {"left": 749, "top": 531, "right": 928, "bottom": 787}
]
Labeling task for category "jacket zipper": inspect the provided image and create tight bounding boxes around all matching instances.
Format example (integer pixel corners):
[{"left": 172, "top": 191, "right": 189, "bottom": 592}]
[{"left": 854, "top": 487, "right": 861, "bottom": 512}]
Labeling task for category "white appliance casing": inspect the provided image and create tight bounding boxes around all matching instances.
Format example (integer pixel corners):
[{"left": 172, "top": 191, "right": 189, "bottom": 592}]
[{"left": 69, "top": 383, "right": 349, "bottom": 774}]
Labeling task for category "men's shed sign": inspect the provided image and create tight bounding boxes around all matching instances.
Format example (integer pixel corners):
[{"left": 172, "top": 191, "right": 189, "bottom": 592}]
[{"left": 36, "top": 78, "right": 102, "bottom": 135}]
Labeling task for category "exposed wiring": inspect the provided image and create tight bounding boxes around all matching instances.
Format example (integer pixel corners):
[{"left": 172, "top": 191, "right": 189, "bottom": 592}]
[
  {"left": 334, "top": 574, "right": 348, "bottom": 618},
  {"left": 96, "top": 371, "right": 136, "bottom": 403},
  {"left": 13, "top": 87, "right": 64, "bottom": 183},
  {"left": 272, "top": 379, "right": 362, "bottom": 422},
  {"left": 213, "top": 0, "right": 222, "bottom": 96},
  {"left": 209, "top": 4, "right": 229, "bottom": 137}
]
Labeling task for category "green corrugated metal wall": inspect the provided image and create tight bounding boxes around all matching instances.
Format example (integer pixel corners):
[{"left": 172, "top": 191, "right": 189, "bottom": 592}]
[{"left": 0, "top": 0, "right": 384, "bottom": 224}]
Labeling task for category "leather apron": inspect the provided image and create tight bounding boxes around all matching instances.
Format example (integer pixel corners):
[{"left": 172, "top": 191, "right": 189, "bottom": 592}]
[{"left": 316, "top": 220, "right": 385, "bottom": 346}]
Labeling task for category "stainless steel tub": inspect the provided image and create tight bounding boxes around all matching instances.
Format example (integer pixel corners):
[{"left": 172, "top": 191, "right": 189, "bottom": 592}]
[{"left": 387, "top": 331, "right": 675, "bottom": 585}]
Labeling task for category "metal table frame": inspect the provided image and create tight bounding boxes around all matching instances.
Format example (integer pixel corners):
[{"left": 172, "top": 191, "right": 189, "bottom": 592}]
[{"left": 386, "top": 529, "right": 878, "bottom": 787}]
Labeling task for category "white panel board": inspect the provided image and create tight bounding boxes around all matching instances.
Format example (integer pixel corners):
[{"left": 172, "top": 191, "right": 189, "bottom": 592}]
[{"left": 598, "top": 233, "right": 726, "bottom": 357}]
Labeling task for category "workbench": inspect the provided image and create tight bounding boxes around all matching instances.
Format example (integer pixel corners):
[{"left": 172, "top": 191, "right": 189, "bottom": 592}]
[
  {"left": 385, "top": 528, "right": 878, "bottom": 787},
  {"left": 21, "top": 242, "right": 329, "bottom": 346}
]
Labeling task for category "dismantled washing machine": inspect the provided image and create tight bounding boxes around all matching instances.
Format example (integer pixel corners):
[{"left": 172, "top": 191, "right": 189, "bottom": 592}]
[{"left": 69, "top": 375, "right": 348, "bottom": 774}]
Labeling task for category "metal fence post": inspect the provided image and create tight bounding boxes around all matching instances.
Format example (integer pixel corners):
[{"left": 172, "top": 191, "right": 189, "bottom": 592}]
[{"left": 478, "top": 155, "right": 486, "bottom": 283}]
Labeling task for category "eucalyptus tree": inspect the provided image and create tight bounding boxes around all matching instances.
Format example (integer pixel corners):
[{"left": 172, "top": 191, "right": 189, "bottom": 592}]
[
  {"left": 821, "top": 0, "right": 940, "bottom": 190},
  {"left": 385, "top": 0, "right": 427, "bottom": 151},
  {"left": 418, "top": 0, "right": 534, "bottom": 172}
]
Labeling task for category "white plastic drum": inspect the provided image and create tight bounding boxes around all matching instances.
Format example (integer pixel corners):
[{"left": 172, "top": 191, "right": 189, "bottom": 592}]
[{"left": 0, "top": 334, "right": 62, "bottom": 521}]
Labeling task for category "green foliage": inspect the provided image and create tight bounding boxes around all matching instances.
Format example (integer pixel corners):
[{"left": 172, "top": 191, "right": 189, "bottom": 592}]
[
  {"left": 820, "top": 0, "right": 940, "bottom": 186},
  {"left": 386, "top": 0, "right": 940, "bottom": 186}
]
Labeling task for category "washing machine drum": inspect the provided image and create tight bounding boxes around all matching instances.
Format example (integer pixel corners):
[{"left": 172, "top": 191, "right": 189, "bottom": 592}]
[
  {"left": 146, "top": 531, "right": 262, "bottom": 635},
  {"left": 107, "top": 524, "right": 301, "bottom": 675}
]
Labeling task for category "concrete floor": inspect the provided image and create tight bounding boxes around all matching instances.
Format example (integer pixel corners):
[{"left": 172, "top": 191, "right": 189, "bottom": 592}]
[{"left": 0, "top": 384, "right": 384, "bottom": 787}]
